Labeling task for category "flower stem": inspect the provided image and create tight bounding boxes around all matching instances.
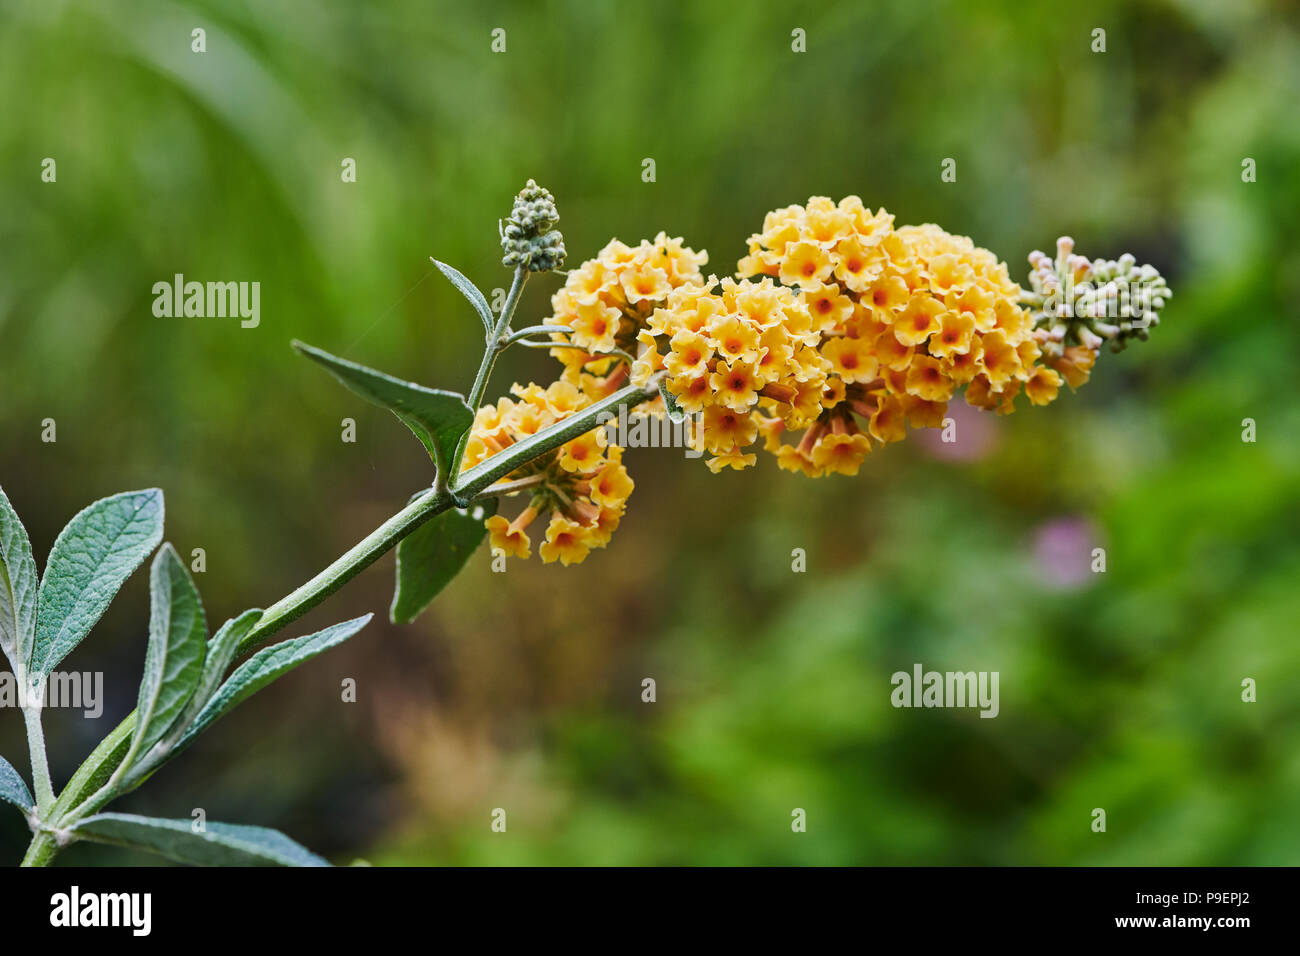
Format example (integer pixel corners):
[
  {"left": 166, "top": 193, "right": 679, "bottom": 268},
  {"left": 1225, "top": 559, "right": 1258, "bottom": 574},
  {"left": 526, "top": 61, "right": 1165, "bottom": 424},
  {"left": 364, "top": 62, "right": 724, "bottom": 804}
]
[
  {"left": 30, "top": 376, "right": 662, "bottom": 866},
  {"left": 461, "top": 269, "right": 527, "bottom": 419}
]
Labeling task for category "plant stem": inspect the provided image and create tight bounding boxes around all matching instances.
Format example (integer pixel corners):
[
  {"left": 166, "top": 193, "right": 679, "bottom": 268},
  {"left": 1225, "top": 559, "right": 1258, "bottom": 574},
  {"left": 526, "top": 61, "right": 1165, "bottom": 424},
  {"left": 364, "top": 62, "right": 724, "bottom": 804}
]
[
  {"left": 22, "top": 702, "right": 54, "bottom": 814},
  {"left": 28, "top": 377, "right": 662, "bottom": 866},
  {"left": 453, "top": 378, "right": 660, "bottom": 499},
  {"left": 21, "top": 830, "right": 59, "bottom": 867},
  {"left": 462, "top": 267, "right": 527, "bottom": 422},
  {"left": 241, "top": 486, "right": 453, "bottom": 653}
]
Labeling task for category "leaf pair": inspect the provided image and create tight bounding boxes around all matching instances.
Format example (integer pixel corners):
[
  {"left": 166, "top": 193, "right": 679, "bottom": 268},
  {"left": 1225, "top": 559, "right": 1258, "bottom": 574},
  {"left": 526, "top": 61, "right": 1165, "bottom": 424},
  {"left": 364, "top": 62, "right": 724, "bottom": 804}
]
[
  {"left": 295, "top": 257, "right": 501, "bottom": 626},
  {"left": 0, "top": 486, "right": 163, "bottom": 690},
  {"left": 293, "top": 256, "right": 492, "bottom": 479},
  {"left": 0, "top": 485, "right": 371, "bottom": 866},
  {"left": 114, "top": 560, "right": 372, "bottom": 793}
]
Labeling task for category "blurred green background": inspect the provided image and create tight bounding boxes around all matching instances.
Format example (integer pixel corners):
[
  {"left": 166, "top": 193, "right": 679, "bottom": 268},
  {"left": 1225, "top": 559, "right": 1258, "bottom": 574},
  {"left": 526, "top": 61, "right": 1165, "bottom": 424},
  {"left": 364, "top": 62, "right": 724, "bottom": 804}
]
[{"left": 2, "top": 0, "right": 1298, "bottom": 865}]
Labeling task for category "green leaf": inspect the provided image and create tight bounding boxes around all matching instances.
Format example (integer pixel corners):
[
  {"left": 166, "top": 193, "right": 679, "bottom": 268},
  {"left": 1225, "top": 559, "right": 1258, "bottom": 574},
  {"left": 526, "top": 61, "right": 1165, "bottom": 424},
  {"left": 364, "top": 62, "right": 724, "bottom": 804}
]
[
  {"left": 29, "top": 489, "right": 164, "bottom": 685},
  {"left": 0, "top": 485, "right": 38, "bottom": 676},
  {"left": 126, "top": 544, "right": 207, "bottom": 771},
  {"left": 391, "top": 501, "right": 494, "bottom": 624},
  {"left": 71, "top": 813, "right": 329, "bottom": 867},
  {"left": 174, "top": 614, "right": 372, "bottom": 751},
  {"left": 0, "top": 754, "right": 33, "bottom": 814},
  {"left": 432, "top": 257, "right": 495, "bottom": 337},
  {"left": 176, "top": 608, "right": 263, "bottom": 733},
  {"left": 293, "top": 341, "right": 473, "bottom": 474}
]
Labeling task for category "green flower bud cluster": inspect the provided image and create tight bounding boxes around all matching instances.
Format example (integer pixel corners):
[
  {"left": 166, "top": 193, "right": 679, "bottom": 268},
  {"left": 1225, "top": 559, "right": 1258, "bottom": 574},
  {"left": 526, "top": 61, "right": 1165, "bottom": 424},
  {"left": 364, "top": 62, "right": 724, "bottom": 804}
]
[
  {"left": 500, "top": 179, "right": 566, "bottom": 272},
  {"left": 1024, "top": 237, "right": 1173, "bottom": 356}
]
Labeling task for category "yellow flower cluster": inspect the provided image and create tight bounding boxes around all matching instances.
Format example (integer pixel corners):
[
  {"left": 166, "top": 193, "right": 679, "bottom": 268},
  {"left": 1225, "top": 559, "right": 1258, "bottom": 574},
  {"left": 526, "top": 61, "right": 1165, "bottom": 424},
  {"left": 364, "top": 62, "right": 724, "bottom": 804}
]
[
  {"left": 471, "top": 201, "right": 1132, "bottom": 563},
  {"left": 547, "top": 233, "right": 709, "bottom": 401},
  {"left": 733, "top": 196, "right": 1097, "bottom": 476},
  {"left": 629, "top": 277, "right": 832, "bottom": 472},
  {"left": 461, "top": 380, "right": 633, "bottom": 565}
]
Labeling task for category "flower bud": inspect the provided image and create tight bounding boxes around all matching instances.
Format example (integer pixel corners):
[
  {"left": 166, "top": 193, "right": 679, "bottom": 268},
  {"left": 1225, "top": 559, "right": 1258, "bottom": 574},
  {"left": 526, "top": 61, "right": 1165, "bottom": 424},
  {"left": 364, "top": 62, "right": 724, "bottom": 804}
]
[{"left": 500, "top": 179, "right": 566, "bottom": 272}]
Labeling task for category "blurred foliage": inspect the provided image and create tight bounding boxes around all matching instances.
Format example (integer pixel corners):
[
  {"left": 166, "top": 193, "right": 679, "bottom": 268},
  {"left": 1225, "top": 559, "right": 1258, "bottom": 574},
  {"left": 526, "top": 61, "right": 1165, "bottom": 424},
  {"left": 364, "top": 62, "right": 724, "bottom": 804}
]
[{"left": 1, "top": 0, "right": 1298, "bottom": 865}]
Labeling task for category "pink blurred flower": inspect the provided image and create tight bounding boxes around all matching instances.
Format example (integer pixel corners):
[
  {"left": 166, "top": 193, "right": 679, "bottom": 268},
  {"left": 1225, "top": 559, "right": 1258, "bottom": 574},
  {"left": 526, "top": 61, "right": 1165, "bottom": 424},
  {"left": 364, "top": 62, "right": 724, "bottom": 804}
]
[
  {"left": 1031, "top": 516, "right": 1102, "bottom": 590},
  {"left": 916, "top": 401, "right": 998, "bottom": 462}
]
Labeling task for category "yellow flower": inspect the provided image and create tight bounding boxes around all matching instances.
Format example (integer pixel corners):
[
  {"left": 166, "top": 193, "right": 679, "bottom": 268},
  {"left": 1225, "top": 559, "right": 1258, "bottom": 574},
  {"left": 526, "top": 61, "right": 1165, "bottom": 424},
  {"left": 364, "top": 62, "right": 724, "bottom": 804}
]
[
  {"left": 708, "top": 313, "right": 762, "bottom": 364},
  {"left": 669, "top": 372, "right": 712, "bottom": 414},
  {"left": 539, "top": 516, "right": 591, "bottom": 565},
  {"left": 558, "top": 428, "right": 605, "bottom": 473},
  {"left": 925, "top": 252, "right": 976, "bottom": 297},
  {"left": 941, "top": 342, "right": 983, "bottom": 384},
  {"left": 864, "top": 274, "right": 910, "bottom": 317},
  {"left": 903, "top": 395, "right": 947, "bottom": 429},
  {"left": 893, "top": 295, "right": 944, "bottom": 347},
  {"left": 588, "top": 459, "right": 634, "bottom": 508},
  {"left": 833, "top": 234, "right": 884, "bottom": 292},
  {"left": 705, "top": 448, "right": 758, "bottom": 473},
  {"left": 821, "top": 335, "right": 879, "bottom": 384},
  {"left": 710, "top": 360, "right": 762, "bottom": 412},
  {"left": 1024, "top": 365, "right": 1063, "bottom": 406},
  {"left": 811, "top": 431, "right": 872, "bottom": 476},
  {"left": 584, "top": 506, "right": 622, "bottom": 548},
  {"left": 930, "top": 309, "right": 976, "bottom": 359},
  {"left": 568, "top": 301, "right": 621, "bottom": 353},
  {"left": 620, "top": 262, "right": 672, "bottom": 304},
  {"left": 700, "top": 405, "right": 758, "bottom": 453},
  {"left": 869, "top": 395, "right": 908, "bottom": 443},
  {"left": 905, "top": 355, "right": 955, "bottom": 402},
  {"left": 486, "top": 513, "right": 532, "bottom": 560},
  {"left": 779, "top": 239, "right": 834, "bottom": 286},
  {"left": 664, "top": 329, "right": 713, "bottom": 379},
  {"left": 1050, "top": 345, "right": 1097, "bottom": 389},
  {"left": 803, "top": 282, "right": 855, "bottom": 330},
  {"left": 944, "top": 284, "right": 995, "bottom": 333},
  {"left": 873, "top": 330, "right": 914, "bottom": 371},
  {"left": 978, "top": 330, "right": 1020, "bottom": 389},
  {"left": 775, "top": 444, "right": 822, "bottom": 477}
]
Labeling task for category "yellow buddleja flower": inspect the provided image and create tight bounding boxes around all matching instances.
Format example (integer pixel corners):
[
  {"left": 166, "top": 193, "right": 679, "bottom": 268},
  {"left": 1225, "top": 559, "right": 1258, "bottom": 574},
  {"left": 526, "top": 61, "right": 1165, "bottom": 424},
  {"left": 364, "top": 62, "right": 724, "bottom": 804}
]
[
  {"left": 628, "top": 276, "right": 833, "bottom": 472},
  {"left": 734, "top": 196, "right": 1087, "bottom": 475},
  {"left": 545, "top": 234, "right": 708, "bottom": 402},
  {"left": 461, "top": 379, "right": 633, "bottom": 564}
]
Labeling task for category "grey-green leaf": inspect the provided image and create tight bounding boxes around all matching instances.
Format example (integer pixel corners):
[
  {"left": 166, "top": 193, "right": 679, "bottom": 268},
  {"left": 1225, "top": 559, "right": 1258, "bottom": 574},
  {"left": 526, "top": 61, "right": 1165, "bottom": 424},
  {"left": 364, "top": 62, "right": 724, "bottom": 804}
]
[
  {"left": 660, "top": 380, "right": 687, "bottom": 423},
  {"left": 176, "top": 608, "right": 263, "bottom": 732},
  {"left": 175, "top": 614, "right": 372, "bottom": 751},
  {"left": 71, "top": 812, "right": 329, "bottom": 866},
  {"left": 293, "top": 341, "right": 473, "bottom": 474},
  {"left": 127, "top": 544, "right": 207, "bottom": 769},
  {"left": 0, "top": 754, "right": 33, "bottom": 815},
  {"left": 0, "top": 485, "right": 38, "bottom": 675},
  {"left": 391, "top": 501, "right": 494, "bottom": 624},
  {"left": 432, "top": 257, "right": 495, "bottom": 336},
  {"left": 30, "top": 489, "right": 164, "bottom": 685}
]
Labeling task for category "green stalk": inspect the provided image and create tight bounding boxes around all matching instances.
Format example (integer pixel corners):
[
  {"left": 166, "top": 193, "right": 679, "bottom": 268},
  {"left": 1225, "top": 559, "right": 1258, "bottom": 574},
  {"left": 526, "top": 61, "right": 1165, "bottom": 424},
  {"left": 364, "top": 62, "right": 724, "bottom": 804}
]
[
  {"left": 22, "top": 703, "right": 54, "bottom": 814},
  {"left": 452, "top": 266, "right": 528, "bottom": 476},
  {"left": 22, "top": 377, "right": 661, "bottom": 866}
]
